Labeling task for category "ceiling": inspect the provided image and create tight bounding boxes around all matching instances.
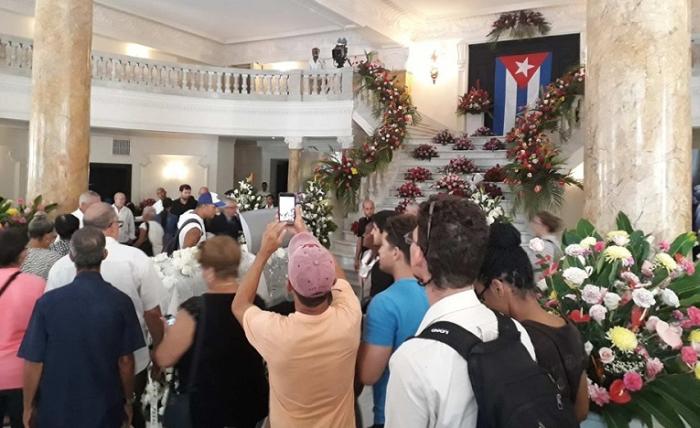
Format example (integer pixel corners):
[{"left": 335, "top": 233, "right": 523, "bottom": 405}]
[
  {"left": 98, "top": 0, "right": 356, "bottom": 44},
  {"left": 380, "top": 0, "right": 572, "bottom": 19}
]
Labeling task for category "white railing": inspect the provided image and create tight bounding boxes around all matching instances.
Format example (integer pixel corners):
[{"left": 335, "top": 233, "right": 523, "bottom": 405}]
[{"left": 0, "top": 34, "right": 353, "bottom": 101}]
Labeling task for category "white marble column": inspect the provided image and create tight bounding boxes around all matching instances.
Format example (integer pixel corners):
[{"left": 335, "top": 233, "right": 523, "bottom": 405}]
[
  {"left": 338, "top": 135, "right": 353, "bottom": 157},
  {"left": 27, "top": 0, "right": 93, "bottom": 213},
  {"left": 285, "top": 136, "right": 303, "bottom": 193},
  {"left": 584, "top": 0, "right": 691, "bottom": 237}
]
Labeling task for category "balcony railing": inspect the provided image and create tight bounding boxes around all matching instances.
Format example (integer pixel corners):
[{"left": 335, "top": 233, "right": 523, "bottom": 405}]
[{"left": 0, "top": 34, "right": 353, "bottom": 101}]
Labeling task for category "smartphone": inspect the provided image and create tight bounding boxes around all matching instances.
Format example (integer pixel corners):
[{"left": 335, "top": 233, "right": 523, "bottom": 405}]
[{"left": 278, "top": 192, "right": 296, "bottom": 224}]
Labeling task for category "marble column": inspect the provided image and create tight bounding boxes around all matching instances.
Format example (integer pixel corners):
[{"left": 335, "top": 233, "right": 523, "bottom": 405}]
[
  {"left": 27, "top": 0, "right": 93, "bottom": 213},
  {"left": 338, "top": 135, "right": 354, "bottom": 157},
  {"left": 584, "top": 0, "right": 691, "bottom": 238},
  {"left": 285, "top": 137, "right": 303, "bottom": 193}
]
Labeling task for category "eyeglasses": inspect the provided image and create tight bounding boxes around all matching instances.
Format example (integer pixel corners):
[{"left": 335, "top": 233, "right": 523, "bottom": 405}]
[{"left": 476, "top": 283, "right": 490, "bottom": 302}]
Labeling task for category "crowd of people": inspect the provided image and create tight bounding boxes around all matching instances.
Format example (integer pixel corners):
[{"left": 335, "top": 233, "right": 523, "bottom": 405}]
[{"left": 0, "top": 185, "right": 588, "bottom": 428}]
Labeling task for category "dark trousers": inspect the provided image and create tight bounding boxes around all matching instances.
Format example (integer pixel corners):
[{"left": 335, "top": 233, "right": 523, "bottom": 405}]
[
  {"left": 0, "top": 389, "right": 23, "bottom": 428},
  {"left": 132, "top": 369, "right": 148, "bottom": 428}
]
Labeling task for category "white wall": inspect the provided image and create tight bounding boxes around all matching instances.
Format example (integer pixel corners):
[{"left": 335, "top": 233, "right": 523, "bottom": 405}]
[{"left": 0, "top": 121, "right": 28, "bottom": 200}]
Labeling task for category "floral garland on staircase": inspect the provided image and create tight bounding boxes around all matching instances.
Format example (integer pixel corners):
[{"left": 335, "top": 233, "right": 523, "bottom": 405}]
[
  {"left": 504, "top": 66, "right": 585, "bottom": 218},
  {"left": 317, "top": 52, "right": 419, "bottom": 208}
]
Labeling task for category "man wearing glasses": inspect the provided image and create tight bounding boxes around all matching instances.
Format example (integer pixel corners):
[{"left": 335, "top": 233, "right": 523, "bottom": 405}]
[
  {"left": 46, "top": 203, "right": 165, "bottom": 428},
  {"left": 384, "top": 195, "right": 535, "bottom": 428}
]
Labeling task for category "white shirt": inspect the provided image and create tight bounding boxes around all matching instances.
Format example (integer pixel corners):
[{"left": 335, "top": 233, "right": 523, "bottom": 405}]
[
  {"left": 153, "top": 199, "right": 164, "bottom": 215},
  {"left": 140, "top": 220, "right": 164, "bottom": 255},
  {"left": 113, "top": 205, "right": 136, "bottom": 243},
  {"left": 385, "top": 289, "right": 536, "bottom": 428},
  {"left": 71, "top": 209, "right": 84, "bottom": 228},
  {"left": 46, "top": 237, "right": 164, "bottom": 373},
  {"left": 177, "top": 210, "right": 206, "bottom": 249},
  {"left": 308, "top": 58, "right": 324, "bottom": 70}
]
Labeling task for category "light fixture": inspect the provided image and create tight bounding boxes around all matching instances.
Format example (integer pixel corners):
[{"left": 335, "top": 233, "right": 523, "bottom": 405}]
[
  {"left": 430, "top": 51, "right": 439, "bottom": 84},
  {"left": 162, "top": 162, "right": 188, "bottom": 180}
]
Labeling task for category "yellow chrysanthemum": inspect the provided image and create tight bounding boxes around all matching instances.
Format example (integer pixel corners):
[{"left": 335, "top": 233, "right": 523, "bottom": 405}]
[
  {"left": 607, "top": 326, "right": 638, "bottom": 352},
  {"left": 695, "top": 362, "right": 700, "bottom": 380},
  {"left": 603, "top": 245, "right": 632, "bottom": 262},
  {"left": 690, "top": 329, "right": 700, "bottom": 344},
  {"left": 351, "top": 167, "right": 358, "bottom": 175},
  {"left": 549, "top": 290, "right": 558, "bottom": 301},
  {"left": 655, "top": 253, "right": 678, "bottom": 272},
  {"left": 580, "top": 237, "right": 597, "bottom": 249},
  {"left": 5, "top": 208, "right": 19, "bottom": 217}
]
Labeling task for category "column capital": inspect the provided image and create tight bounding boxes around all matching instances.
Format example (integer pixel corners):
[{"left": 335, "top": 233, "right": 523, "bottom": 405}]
[
  {"left": 337, "top": 135, "right": 354, "bottom": 149},
  {"left": 284, "top": 136, "right": 303, "bottom": 150}
]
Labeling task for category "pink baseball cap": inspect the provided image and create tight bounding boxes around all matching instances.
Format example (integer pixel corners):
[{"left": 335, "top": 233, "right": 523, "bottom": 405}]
[{"left": 288, "top": 232, "right": 336, "bottom": 297}]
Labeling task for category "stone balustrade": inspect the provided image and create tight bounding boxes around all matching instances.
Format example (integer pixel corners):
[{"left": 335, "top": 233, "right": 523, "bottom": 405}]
[{"left": 0, "top": 34, "right": 353, "bottom": 101}]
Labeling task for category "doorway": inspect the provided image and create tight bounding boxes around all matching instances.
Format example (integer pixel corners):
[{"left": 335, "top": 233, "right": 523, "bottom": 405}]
[
  {"left": 89, "top": 163, "right": 132, "bottom": 203},
  {"left": 271, "top": 159, "right": 289, "bottom": 195}
]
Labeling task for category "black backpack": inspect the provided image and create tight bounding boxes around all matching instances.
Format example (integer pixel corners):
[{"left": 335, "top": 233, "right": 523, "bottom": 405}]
[
  {"left": 164, "top": 218, "right": 202, "bottom": 256},
  {"left": 415, "top": 312, "right": 578, "bottom": 428}
]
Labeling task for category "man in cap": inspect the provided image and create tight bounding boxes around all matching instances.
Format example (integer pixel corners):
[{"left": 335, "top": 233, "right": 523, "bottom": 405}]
[
  {"left": 232, "top": 207, "right": 361, "bottom": 428},
  {"left": 175, "top": 192, "right": 223, "bottom": 249}
]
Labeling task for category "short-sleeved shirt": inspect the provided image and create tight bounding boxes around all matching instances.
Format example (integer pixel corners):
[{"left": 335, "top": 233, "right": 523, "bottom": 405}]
[
  {"left": 0, "top": 268, "right": 45, "bottom": 390},
  {"left": 363, "top": 278, "right": 429, "bottom": 424},
  {"left": 18, "top": 271, "right": 145, "bottom": 427},
  {"left": 177, "top": 211, "right": 206, "bottom": 249},
  {"left": 21, "top": 248, "right": 62, "bottom": 280},
  {"left": 521, "top": 320, "right": 587, "bottom": 404},
  {"left": 140, "top": 220, "right": 165, "bottom": 255},
  {"left": 241, "top": 279, "right": 361, "bottom": 428},
  {"left": 46, "top": 237, "right": 164, "bottom": 373}
]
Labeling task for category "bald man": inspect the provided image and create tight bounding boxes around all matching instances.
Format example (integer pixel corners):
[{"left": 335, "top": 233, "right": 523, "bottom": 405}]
[
  {"left": 113, "top": 192, "right": 136, "bottom": 244},
  {"left": 71, "top": 191, "right": 101, "bottom": 228}
]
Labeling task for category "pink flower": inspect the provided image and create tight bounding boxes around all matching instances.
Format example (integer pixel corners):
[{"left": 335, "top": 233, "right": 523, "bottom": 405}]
[
  {"left": 688, "top": 306, "right": 700, "bottom": 326},
  {"left": 673, "top": 310, "right": 686, "bottom": 320},
  {"left": 656, "top": 320, "right": 683, "bottom": 349},
  {"left": 623, "top": 371, "right": 644, "bottom": 392},
  {"left": 659, "top": 240, "right": 670, "bottom": 252},
  {"left": 598, "top": 347, "right": 615, "bottom": 364},
  {"left": 681, "top": 346, "right": 698, "bottom": 366},
  {"left": 685, "top": 261, "right": 696, "bottom": 275},
  {"left": 645, "top": 316, "right": 660, "bottom": 332},
  {"left": 588, "top": 381, "right": 610, "bottom": 406},
  {"left": 646, "top": 357, "right": 664, "bottom": 379},
  {"left": 641, "top": 260, "right": 654, "bottom": 277},
  {"left": 16, "top": 198, "right": 25, "bottom": 206},
  {"left": 594, "top": 241, "right": 606, "bottom": 253}
]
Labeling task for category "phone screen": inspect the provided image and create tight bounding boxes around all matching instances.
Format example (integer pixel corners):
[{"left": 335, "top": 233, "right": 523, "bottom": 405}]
[
  {"left": 165, "top": 315, "right": 176, "bottom": 326},
  {"left": 278, "top": 193, "right": 296, "bottom": 223}
]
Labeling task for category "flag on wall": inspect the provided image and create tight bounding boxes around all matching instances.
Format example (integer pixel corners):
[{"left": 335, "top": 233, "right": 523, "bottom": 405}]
[{"left": 493, "top": 52, "right": 552, "bottom": 135}]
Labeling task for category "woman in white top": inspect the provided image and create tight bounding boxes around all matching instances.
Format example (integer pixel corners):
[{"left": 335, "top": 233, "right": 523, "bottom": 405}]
[
  {"left": 529, "top": 210, "right": 563, "bottom": 262},
  {"left": 134, "top": 206, "right": 165, "bottom": 255}
]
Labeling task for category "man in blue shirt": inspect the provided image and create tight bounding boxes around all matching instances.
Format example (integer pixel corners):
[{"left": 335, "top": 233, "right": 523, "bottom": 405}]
[
  {"left": 19, "top": 227, "right": 145, "bottom": 428},
  {"left": 357, "top": 214, "right": 430, "bottom": 427}
]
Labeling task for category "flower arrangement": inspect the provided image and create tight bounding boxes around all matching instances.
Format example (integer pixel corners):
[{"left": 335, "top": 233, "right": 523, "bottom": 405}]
[
  {"left": 432, "top": 129, "right": 455, "bottom": 146},
  {"left": 471, "top": 126, "right": 495, "bottom": 137},
  {"left": 351, "top": 221, "right": 360, "bottom": 235},
  {"left": 469, "top": 186, "right": 506, "bottom": 225},
  {"left": 413, "top": 144, "right": 439, "bottom": 160},
  {"left": 534, "top": 212, "right": 700, "bottom": 425},
  {"left": 153, "top": 247, "right": 201, "bottom": 290},
  {"left": 478, "top": 182, "right": 504, "bottom": 199},
  {"left": 504, "top": 66, "right": 585, "bottom": 217},
  {"left": 453, "top": 134, "right": 475, "bottom": 151},
  {"left": 226, "top": 177, "right": 265, "bottom": 212},
  {"left": 487, "top": 10, "right": 551, "bottom": 44},
  {"left": 397, "top": 181, "right": 423, "bottom": 199},
  {"left": 316, "top": 52, "right": 419, "bottom": 208},
  {"left": 0, "top": 195, "right": 57, "bottom": 228},
  {"left": 443, "top": 157, "right": 479, "bottom": 175},
  {"left": 395, "top": 198, "right": 413, "bottom": 214},
  {"left": 483, "top": 137, "right": 506, "bottom": 151},
  {"left": 434, "top": 173, "right": 470, "bottom": 196},
  {"left": 483, "top": 164, "right": 506, "bottom": 182},
  {"left": 317, "top": 154, "right": 362, "bottom": 208},
  {"left": 405, "top": 166, "right": 432, "bottom": 182},
  {"left": 301, "top": 176, "right": 337, "bottom": 248},
  {"left": 457, "top": 83, "right": 492, "bottom": 115}
]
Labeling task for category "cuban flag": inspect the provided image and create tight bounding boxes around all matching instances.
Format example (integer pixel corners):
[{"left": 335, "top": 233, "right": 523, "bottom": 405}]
[{"left": 493, "top": 52, "right": 552, "bottom": 135}]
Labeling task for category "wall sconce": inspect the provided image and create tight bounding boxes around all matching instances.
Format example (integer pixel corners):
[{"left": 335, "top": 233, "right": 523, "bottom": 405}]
[
  {"left": 162, "top": 162, "right": 188, "bottom": 180},
  {"left": 430, "top": 51, "right": 439, "bottom": 84}
]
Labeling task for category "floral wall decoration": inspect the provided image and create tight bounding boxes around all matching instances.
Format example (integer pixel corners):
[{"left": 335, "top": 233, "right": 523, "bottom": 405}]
[
  {"left": 0, "top": 196, "right": 57, "bottom": 228},
  {"left": 487, "top": 10, "right": 551, "bottom": 44},
  {"left": 504, "top": 66, "right": 585, "bottom": 218},
  {"left": 317, "top": 52, "right": 419, "bottom": 209},
  {"left": 532, "top": 212, "right": 700, "bottom": 427}
]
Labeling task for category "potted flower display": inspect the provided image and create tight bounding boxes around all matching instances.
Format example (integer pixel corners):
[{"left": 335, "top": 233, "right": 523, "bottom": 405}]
[{"left": 458, "top": 83, "right": 492, "bottom": 135}]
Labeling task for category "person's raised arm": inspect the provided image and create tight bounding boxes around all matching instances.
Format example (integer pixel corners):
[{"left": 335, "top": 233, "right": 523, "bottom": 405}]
[
  {"left": 232, "top": 222, "right": 287, "bottom": 323},
  {"left": 144, "top": 306, "right": 164, "bottom": 347}
]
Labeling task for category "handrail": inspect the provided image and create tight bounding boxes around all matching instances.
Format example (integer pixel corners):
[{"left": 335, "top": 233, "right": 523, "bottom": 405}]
[{"left": 0, "top": 34, "right": 353, "bottom": 101}]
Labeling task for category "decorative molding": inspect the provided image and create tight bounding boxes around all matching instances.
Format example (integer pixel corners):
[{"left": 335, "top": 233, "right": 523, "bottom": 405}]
[
  {"left": 337, "top": 135, "right": 354, "bottom": 149},
  {"left": 285, "top": 136, "right": 304, "bottom": 149}
]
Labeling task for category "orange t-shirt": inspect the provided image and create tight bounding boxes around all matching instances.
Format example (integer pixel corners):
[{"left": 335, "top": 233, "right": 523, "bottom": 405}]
[{"left": 242, "top": 279, "right": 361, "bottom": 428}]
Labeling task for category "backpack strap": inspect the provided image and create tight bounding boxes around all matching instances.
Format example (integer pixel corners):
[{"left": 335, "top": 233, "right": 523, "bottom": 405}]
[
  {"left": 494, "top": 312, "right": 521, "bottom": 341},
  {"left": 0, "top": 271, "right": 21, "bottom": 299},
  {"left": 414, "top": 321, "right": 482, "bottom": 361},
  {"left": 175, "top": 218, "right": 202, "bottom": 243}
]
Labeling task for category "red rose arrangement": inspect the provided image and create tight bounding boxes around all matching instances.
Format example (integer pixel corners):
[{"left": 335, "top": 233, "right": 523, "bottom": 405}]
[
  {"left": 434, "top": 173, "right": 470, "bottom": 196},
  {"left": 405, "top": 166, "right": 432, "bottom": 182},
  {"left": 483, "top": 137, "right": 506, "bottom": 151},
  {"left": 432, "top": 129, "right": 455, "bottom": 146},
  {"left": 397, "top": 181, "right": 423, "bottom": 199},
  {"left": 478, "top": 182, "right": 504, "bottom": 199},
  {"left": 413, "top": 144, "right": 439, "bottom": 160},
  {"left": 483, "top": 165, "right": 506, "bottom": 182},
  {"left": 457, "top": 83, "right": 492, "bottom": 115},
  {"left": 471, "top": 126, "right": 495, "bottom": 137},
  {"left": 487, "top": 10, "right": 551, "bottom": 44},
  {"left": 444, "top": 157, "right": 479, "bottom": 175},
  {"left": 453, "top": 134, "right": 475, "bottom": 151}
]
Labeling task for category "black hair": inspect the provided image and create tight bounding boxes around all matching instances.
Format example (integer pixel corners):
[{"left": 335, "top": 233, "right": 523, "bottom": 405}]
[
  {"left": 179, "top": 184, "right": 192, "bottom": 192},
  {"left": 55, "top": 214, "right": 80, "bottom": 240},
  {"left": 0, "top": 228, "right": 29, "bottom": 267},
  {"left": 384, "top": 214, "right": 416, "bottom": 262},
  {"left": 479, "top": 222, "right": 535, "bottom": 294},
  {"left": 372, "top": 210, "right": 396, "bottom": 233},
  {"left": 295, "top": 291, "right": 332, "bottom": 308},
  {"left": 416, "top": 195, "right": 488, "bottom": 289}
]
